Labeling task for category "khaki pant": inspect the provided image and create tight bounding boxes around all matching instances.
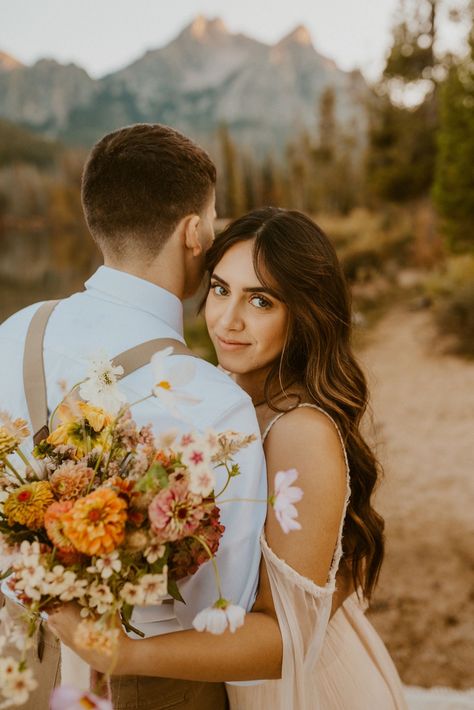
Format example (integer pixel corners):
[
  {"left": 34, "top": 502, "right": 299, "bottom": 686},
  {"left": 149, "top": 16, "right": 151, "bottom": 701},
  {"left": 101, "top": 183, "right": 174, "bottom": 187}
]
[
  {"left": 1, "top": 595, "right": 61, "bottom": 710},
  {"left": 110, "top": 675, "right": 229, "bottom": 710}
]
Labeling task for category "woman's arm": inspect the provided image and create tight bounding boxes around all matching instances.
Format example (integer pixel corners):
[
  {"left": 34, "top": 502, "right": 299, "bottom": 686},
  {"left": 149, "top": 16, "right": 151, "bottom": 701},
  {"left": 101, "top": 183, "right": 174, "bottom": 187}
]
[
  {"left": 48, "top": 406, "right": 347, "bottom": 680},
  {"left": 48, "top": 593, "right": 283, "bottom": 681}
]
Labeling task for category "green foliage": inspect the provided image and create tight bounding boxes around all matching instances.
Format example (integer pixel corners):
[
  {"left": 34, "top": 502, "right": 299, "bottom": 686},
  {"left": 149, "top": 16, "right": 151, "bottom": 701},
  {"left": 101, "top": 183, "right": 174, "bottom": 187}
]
[
  {"left": 433, "top": 59, "right": 474, "bottom": 253},
  {"left": 435, "top": 282, "right": 474, "bottom": 356},
  {"left": 426, "top": 255, "right": 474, "bottom": 356},
  {"left": 384, "top": 0, "right": 437, "bottom": 84},
  {"left": 365, "top": 0, "right": 443, "bottom": 204},
  {"left": 0, "top": 119, "right": 60, "bottom": 168},
  {"left": 366, "top": 97, "right": 437, "bottom": 202}
]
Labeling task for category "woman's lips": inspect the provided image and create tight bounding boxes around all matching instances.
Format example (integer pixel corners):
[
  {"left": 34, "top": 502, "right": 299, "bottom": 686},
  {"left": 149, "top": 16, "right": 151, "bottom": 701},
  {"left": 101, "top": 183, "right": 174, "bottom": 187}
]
[{"left": 216, "top": 335, "right": 251, "bottom": 351}]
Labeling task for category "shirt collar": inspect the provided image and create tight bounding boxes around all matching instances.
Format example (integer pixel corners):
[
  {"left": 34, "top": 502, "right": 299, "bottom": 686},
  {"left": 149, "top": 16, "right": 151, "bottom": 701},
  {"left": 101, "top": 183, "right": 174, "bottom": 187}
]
[{"left": 84, "top": 266, "right": 184, "bottom": 337}]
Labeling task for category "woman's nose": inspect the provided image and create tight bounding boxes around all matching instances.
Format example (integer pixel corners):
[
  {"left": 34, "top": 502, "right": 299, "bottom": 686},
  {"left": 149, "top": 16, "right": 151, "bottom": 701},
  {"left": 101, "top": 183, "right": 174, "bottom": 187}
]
[{"left": 219, "top": 301, "right": 245, "bottom": 331}]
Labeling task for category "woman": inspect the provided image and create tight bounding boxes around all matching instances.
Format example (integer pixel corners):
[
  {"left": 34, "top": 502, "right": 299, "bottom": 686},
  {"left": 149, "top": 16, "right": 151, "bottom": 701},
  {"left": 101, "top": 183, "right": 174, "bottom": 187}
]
[{"left": 49, "top": 208, "right": 407, "bottom": 709}]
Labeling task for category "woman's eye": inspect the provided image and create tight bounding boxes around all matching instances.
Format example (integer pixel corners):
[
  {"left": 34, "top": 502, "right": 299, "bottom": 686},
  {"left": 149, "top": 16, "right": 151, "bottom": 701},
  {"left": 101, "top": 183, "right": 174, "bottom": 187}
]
[
  {"left": 250, "top": 295, "right": 271, "bottom": 309},
  {"left": 210, "top": 283, "right": 228, "bottom": 297}
]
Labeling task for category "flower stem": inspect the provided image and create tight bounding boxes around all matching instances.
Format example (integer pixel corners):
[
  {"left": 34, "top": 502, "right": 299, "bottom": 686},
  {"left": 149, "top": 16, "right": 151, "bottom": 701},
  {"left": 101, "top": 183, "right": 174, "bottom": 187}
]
[
  {"left": 129, "top": 394, "right": 153, "bottom": 409},
  {"left": 3, "top": 457, "right": 26, "bottom": 485},
  {"left": 216, "top": 497, "right": 269, "bottom": 504},
  {"left": 213, "top": 462, "right": 233, "bottom": 499},
  {"left": 48, "top": 381, "right": 83, "bottom": 431},
  {"left": 16, "top": 448, "right": 37, "bottom": 479},
  {"left": 192, "top": 535, "right": 223, "bottom": 599}
]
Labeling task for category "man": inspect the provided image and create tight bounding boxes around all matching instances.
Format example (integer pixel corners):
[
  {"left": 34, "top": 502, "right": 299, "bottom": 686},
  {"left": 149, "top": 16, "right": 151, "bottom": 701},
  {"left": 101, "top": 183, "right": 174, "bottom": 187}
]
[{"left": 0, "top": 124, "right": 266, "bottom": 709}]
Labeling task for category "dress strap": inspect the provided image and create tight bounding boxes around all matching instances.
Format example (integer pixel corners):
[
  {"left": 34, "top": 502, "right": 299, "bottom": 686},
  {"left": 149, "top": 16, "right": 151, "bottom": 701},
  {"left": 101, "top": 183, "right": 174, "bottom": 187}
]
[
  {"left": 262, "top": 403, "right": 351, "bottom": 584},
  {"left": 261, "top": 412, "right": 287, "bottom": 443}
]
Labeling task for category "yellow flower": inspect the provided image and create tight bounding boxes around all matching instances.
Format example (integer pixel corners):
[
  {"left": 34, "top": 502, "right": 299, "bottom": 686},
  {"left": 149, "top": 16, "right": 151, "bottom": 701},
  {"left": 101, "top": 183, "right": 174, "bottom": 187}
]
[
  {"left": 78, "top": 402, "right": 113, "bottom": 433},
  {"left": 0, "top": 411, "right": 30, "bottom": 442},
  {"left": 0, "top": 428, "right": 19, "bottom": 457},
  {"left": 47, "top": 402, "right": 113, "bottom": 457},
  {"left": 62, "top": 488, "right": 127, "bottom": 556},
  {"left": 47, "top": 401, "right": 77, "bottom": 448},
  {"left": 4, "top": 481, "right": 54, "bottom": 529}
]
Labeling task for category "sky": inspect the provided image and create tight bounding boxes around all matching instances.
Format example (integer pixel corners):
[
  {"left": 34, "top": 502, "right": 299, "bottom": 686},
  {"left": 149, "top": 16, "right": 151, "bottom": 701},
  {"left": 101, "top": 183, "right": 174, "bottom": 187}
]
[{"left": 0, "top": 0, "right": 470, "bottom": 82}]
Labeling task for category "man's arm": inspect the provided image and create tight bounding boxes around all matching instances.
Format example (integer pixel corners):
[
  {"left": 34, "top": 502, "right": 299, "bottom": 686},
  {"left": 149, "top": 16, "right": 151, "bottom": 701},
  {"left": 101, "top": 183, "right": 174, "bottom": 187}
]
[{"left": 174, "top": 394, "right": 267, "bottom": 628}]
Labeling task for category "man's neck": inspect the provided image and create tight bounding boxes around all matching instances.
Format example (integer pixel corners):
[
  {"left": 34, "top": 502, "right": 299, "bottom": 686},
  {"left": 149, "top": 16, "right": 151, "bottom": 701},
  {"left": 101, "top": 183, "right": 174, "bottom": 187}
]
[{"left": 103, "top": 259, "right": 184, "bottom": 301}]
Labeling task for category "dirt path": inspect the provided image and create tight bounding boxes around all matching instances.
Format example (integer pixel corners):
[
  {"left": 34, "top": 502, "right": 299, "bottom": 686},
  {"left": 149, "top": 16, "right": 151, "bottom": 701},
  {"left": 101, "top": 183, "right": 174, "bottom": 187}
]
[{"left": 358, "top": 307, "right": 474, "bottom": 689}]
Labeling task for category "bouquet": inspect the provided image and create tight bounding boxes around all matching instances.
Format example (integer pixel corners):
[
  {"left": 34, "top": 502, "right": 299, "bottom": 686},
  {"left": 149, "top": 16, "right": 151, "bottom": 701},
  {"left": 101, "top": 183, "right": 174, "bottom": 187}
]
[{"left": 0, "top": 348, "right": 302, "bottom": 708}]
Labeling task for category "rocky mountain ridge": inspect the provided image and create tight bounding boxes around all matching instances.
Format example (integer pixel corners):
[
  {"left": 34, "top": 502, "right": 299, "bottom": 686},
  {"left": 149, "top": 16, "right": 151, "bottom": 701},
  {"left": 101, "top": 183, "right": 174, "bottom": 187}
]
[{"left": 0, "top": 16, "right": 368, "bottom": 152}]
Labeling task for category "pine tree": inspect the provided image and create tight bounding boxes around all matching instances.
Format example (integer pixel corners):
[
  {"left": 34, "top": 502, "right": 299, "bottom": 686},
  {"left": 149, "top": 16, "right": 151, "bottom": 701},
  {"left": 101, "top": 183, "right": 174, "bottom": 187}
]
[
  {"left": 217, "top": 123, "right": 245, "bottom": 218},
  {"left": 365, "top": 0, "right": 444, "bottom": 203},
  {"left": 433, "top": 19, "right": 474, "bottom": 253}
]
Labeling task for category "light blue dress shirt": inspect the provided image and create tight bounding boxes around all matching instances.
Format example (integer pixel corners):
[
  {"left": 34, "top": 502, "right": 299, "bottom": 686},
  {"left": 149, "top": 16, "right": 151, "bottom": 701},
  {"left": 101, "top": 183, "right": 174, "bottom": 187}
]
[{"left": 0, "top": 266, "right": 267, "bottom": 639}]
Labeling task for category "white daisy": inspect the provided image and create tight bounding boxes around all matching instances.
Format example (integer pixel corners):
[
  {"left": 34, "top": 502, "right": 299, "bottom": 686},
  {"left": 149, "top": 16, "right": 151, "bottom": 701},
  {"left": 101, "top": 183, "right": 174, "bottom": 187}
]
[
  {"left": 79, "top": 350, "right": 127, "bottom": 415},
  {"left": 150, "top": 348, "right": 201, "bottom": 418}
]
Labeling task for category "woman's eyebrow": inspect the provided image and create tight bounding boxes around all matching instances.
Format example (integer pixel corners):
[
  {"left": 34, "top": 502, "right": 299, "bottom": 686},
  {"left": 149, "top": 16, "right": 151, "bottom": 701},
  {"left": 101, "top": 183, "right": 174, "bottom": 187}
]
[
  {"left": 211, "top": 272, "right": 282, "bottom": 300},
  {"left": 210, "top": 273, "right": 229, "bottom": 287}
]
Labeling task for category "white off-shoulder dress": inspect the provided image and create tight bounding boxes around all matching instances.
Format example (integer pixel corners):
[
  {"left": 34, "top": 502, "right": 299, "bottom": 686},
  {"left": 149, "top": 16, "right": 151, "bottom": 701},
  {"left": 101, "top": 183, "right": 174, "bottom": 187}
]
[{"left": 226, "top": 404, "right": 408, "bottom": 710}]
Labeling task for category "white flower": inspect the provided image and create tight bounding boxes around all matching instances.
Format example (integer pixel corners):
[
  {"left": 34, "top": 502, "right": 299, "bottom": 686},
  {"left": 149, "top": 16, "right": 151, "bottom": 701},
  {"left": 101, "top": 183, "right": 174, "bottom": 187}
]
[
  {"left": 188, "top": 466, "right": 215, "bottom": 497},
  {"left": 151, "top": 348, "right": 200, "bottom": 418},
  {"left": 177, "top": 433, "right": 215, "bottom": 496},
  {"left": 95, "top": 551, "right": 122, "bottom": 580},
  {"left": 0, "top": 658, "right": 37, "bottom": 704},
  {"left": 43, "top": 566, "right": 76, "bottom": 597},
  {"left": 14, "top": 564, "right": 46, "bottom": 600},
  {"left": 43, "top": 568, "right": 88, "bottom": 602},
  {"left": 19, "top": 540, "right": 40, "bottom": 564},
  {"left": 271, "top": 468, "right": 303, "bottom": 534},
  {"left": 137, "top": 570, "right": 168, "bottom": 605},
  {"left": 144, "top": 539, "right": 166, "bottom": 564},
  {"left": 0, "top": 537, "right": 18, "bottom": 573},
  {"left": 120, "top": 583, "right": 145, "bottom": 606},
  {"left": 79, "top": 350, "right": 127, "bottom": 415},
  {"left": 193, "top": 600, "right": 246, "bottom": 635},
  {"left": 88, "top": 582, "right": 114, "bottom": 614}
]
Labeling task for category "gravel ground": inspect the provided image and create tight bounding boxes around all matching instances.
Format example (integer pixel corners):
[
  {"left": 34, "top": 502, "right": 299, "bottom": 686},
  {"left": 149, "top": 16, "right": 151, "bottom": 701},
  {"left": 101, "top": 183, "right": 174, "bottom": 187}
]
[{"left": 358, "top": 307, "right": 474, "bottom": 691}]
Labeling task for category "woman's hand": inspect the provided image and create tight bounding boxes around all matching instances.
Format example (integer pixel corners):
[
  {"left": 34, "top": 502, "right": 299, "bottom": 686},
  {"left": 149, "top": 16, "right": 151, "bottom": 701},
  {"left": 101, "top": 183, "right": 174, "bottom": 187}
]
[{"left": 47, "top": 603, "right": 131, "bottom": 675}]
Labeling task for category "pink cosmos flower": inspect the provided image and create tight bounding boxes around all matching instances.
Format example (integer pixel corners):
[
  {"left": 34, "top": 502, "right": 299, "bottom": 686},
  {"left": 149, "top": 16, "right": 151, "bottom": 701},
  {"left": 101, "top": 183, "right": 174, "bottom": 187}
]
[
  {"left": 50, "top": 685, "right": 112, "bottom": 709},
  {"left": 272, "top": 468, "right": 303, "bottom": 534},
  {"left": 148, "top": 480, "right": 205, "bottom": 542}
]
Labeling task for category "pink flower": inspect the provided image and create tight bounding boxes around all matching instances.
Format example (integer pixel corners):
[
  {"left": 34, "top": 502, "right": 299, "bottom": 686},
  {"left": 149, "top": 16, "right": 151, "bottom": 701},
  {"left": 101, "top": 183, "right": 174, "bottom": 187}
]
[
  {"left": 50, "top": 685, "right": 112, "bottom": 709},
  {"left": 148, "top": 480, "right": 205, "bottom": 542},
  {"left": 271, "top": 468, "right": 303, "bottom": 534}
]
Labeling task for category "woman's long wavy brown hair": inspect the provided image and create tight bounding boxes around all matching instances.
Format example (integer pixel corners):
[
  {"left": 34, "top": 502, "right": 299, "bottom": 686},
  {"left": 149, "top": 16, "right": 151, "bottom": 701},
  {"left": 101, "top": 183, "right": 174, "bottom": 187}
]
[{"left": 204, "top": 207, "right": 385, "bottom": 600}]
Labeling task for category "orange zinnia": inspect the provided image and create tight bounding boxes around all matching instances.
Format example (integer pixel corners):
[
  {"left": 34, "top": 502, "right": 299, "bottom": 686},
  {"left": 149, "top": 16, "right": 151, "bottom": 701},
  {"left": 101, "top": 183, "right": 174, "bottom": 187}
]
[{"left": 62, "top": 488, "right": 127, "bottom": 556}]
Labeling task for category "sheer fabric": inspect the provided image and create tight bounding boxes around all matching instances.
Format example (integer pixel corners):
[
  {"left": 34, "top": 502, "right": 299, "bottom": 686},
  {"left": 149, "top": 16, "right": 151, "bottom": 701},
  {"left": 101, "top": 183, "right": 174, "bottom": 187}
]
[{"left": 227, "top": 404, "right": 407, "bottom": 709}]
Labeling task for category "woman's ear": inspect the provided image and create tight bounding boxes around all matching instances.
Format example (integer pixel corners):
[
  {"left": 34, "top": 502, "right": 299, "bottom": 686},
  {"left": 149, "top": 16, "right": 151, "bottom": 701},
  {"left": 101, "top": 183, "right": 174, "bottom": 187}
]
[{"left": 183, "top": 215, "right": 202, "bottom": 256}]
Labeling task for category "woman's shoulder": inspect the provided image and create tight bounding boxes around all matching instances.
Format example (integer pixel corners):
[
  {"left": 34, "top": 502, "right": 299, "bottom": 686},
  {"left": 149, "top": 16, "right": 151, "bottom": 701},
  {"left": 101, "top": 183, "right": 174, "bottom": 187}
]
[
  {"left": 265, "top": 403, "right": 343, "bottom": 452},
  {"left": 264, "top": 404, "right": 348, "bottom": 492}
]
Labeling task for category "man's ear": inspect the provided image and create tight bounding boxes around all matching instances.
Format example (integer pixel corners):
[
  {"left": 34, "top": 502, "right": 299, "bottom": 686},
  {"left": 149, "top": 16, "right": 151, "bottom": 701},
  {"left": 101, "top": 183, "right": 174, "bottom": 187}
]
[{"left": 183, "top": 214, "right": 202, "bottom": 257}]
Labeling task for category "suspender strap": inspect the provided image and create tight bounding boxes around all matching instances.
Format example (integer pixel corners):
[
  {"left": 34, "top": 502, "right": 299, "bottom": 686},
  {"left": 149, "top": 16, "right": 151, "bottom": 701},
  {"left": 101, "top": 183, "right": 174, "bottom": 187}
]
[
  {"left": 23, "top": 300, "right": 197, "bottom": 445},
  {"left": 23, "top": 300, "right": 61, "bottom": 444},
  {"left": 113, "top": 338, "right": 197, "bottom": 377}
]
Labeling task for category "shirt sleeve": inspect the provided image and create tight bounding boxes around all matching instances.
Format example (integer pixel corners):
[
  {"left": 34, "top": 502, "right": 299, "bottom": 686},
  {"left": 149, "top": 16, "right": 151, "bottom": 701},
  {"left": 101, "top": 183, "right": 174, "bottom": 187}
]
[{"left": 174, "top": 395, "right": 267, "bottom": 628}]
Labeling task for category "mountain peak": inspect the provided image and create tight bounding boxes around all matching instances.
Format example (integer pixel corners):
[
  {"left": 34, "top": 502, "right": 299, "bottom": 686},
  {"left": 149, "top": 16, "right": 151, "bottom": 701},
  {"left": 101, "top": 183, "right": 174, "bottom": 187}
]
[
  {"left": 185, "top": 15, "right": 229, "bottom": 41},
  {"left": 0, "top": 50, "right": 23, "bottom": 72},
  {"left": 278, "top": 24, "right": 313, "bottom": 48}
]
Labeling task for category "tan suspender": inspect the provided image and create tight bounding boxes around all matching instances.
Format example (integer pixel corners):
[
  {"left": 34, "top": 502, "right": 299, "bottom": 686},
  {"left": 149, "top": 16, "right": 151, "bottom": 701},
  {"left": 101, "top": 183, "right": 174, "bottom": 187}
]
[{"left": 23, "top": 300, "right": 198, "bottom": 445}]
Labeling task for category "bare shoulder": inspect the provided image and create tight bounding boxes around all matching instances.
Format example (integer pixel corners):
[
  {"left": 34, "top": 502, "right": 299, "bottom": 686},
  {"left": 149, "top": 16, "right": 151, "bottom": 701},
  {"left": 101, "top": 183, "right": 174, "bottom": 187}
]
[
  {"left": 264, "top": 406, "right": 347, "bottom": 496},
  {"left": 262, "top": 405, "right": 349, "bottom": 586}
]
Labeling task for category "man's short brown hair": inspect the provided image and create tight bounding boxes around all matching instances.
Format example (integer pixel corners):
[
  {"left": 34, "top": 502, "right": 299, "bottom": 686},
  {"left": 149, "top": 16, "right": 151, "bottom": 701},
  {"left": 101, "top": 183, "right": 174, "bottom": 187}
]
[{"left": 81, "top": 123, "right": 216, "bottom": 257}]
